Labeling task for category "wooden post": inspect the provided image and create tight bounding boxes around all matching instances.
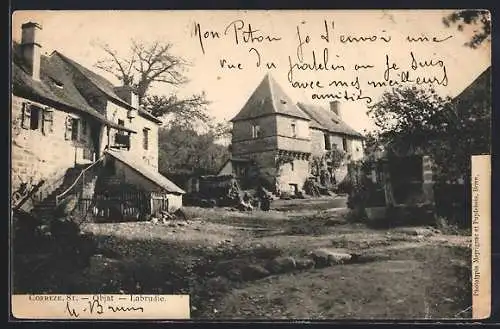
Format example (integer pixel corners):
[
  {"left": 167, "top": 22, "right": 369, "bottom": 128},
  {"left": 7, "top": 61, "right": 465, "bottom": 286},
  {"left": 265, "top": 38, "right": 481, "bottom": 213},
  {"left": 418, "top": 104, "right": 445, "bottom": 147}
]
[
  {"left": 107, "top": 126, "right": 110, "bottom": 149},
  {"left": 150, "top": 194, "right": 154, "bottom": 216},
  {"left": 382, "top": 160, "right": 395, "bottom": 207},
  {"left": 421, "top": 155, "right": 434, "bottom": 204}
]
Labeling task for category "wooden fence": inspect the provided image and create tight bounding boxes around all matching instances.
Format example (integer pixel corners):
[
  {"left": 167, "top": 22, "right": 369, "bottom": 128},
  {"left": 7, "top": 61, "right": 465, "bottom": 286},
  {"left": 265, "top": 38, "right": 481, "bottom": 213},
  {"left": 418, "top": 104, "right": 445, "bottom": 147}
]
[
  {"left": 151, "top": 192, "right": 169, "bottom": 215},
  {"left": 76, "top": 190, "right": 172, "bottom": 222}
]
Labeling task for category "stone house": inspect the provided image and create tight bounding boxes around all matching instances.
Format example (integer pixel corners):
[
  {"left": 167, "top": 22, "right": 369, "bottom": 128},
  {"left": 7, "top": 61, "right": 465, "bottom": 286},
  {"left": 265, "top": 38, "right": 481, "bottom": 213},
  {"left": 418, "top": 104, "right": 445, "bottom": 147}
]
[
  {"left": 225, "top": 73, "right": 365, "bottom": 194},
  {"left": 11, "top": 21, "right": 185, "bottom": 220}
]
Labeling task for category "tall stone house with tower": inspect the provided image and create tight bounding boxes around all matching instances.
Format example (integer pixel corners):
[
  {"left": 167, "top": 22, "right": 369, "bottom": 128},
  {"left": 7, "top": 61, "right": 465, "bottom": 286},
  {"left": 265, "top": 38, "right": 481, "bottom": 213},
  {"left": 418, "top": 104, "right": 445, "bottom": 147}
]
[
  {"left": 219, "top": 73, "right": 365, "bottom": 194},
  {"left": 11, "top": 21, "right": 185, "bottom": 221}
]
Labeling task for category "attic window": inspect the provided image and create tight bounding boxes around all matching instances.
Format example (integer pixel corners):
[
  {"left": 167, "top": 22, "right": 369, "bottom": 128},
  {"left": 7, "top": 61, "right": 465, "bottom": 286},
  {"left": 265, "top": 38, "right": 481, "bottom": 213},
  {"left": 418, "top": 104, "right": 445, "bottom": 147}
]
[
  {"left": 280, "top": 99, "right": 287, "bottom": 104},
  {"left": 50, "top": 77, "right": 64, "bottom": 89},
  {"left": 291, "top": 122, "right": 297, "bottom": 138}
]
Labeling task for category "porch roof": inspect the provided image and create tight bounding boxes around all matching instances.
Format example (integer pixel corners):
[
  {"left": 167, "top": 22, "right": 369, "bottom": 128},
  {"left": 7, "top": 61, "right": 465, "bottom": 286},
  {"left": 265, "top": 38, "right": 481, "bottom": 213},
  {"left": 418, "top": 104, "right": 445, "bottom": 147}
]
[{"left": 105, "top": 149, "right": 185, "bottom": 194}]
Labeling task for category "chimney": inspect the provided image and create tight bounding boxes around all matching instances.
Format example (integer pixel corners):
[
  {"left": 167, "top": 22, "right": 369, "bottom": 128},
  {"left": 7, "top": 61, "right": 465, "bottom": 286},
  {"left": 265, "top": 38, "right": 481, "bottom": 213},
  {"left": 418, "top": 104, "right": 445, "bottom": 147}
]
[
  {"left": 114, "top": 85, "right": 139, "bottom": 118},
  {"left": 20, "top": 22, "right": 43, "bottom": 81},
  {"left": 329, "top": 101, "right": 341, "bottom": 117}
]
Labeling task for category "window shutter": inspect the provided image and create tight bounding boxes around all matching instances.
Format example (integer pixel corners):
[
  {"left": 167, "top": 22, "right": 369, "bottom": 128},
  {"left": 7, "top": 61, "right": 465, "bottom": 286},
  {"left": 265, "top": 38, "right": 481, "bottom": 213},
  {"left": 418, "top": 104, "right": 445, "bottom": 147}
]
[
  {"left": 42, "top": 108, "right": 54, "bottom": 135},
  {"left": 64, "top": 116, "right": 72, "bottom": 140},
  {"left": 21, "top": 103, "right": 31, "bottom": 129},
  {"left": 79, "top": 120, "right": 86, "bottom": 142}
]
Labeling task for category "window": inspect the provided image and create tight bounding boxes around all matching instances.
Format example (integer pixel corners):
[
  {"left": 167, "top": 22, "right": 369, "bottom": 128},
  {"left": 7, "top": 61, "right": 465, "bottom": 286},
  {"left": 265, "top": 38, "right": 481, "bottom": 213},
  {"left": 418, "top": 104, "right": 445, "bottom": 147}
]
[
  {"left": 252, "top": 124, "right": 261, "bottom": 138},
  {"left": 64, "top": 116, "right": 80, "bottom": 141},
  {"left": 291, "top": 122, "right": 296, "bottom": 138},
  {"left": 42, "top": 109, "right": 54, "bottom": 135},
  {"left": 30, "top": 106, "right": 41, "bottom": 130},
  {"left": 21, "top": 103, "right": 49, "bottom": 132},
  {"left": 324, "top": 134, "right": 331, "bottom": 150},
  {"left": 143, "top": 128, "right": 149, "bottom": 150},
  {"left": 115, "top": 118, "right": 128, "bottom": 145},
  {"left": 342, "top": 138, "right": 348, "bottom": 152},
  {"left": 290, "top": 161, "right": 295, "bottom": 172}
]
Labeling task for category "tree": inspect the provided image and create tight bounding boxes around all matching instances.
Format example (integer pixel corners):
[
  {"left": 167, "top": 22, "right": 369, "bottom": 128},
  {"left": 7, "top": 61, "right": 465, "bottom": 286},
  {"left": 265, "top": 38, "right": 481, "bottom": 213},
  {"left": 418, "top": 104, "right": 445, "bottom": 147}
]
[
  {"left": 367, "top": 85, "right": 489, "bottom": 183},
  {"left": 94, "top": 40, "right": 188, "bottom": 102},
  {"left": 361, "top": 131, "right": 384, "bottom": 162},
  {"left": 310, "top": 147, "right": 347, "bottom": 176},
  {"left": 443, "top": 10, "right": 491, "bottom": 49},
  {"left": 94, "top": 39, "right": 219, "bottom": 130},
  {"left": 309, "top": 146, "right": 347, "bottom": 191},
  {"left": 142, "top": 93, "right": 210, "bottom": 129},
  {"left": 158, "top": 123, "right": 230, "bottom": 177},
  {"left": 208, "top": 121, "right": 233, "bottom": 140}
]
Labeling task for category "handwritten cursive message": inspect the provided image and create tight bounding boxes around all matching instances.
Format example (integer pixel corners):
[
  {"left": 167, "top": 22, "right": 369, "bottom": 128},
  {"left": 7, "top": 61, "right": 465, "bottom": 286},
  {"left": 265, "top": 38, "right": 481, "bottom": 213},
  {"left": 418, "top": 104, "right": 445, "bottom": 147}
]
[{"left": 192, "top": 18, "right": 454, "bottom": 105}]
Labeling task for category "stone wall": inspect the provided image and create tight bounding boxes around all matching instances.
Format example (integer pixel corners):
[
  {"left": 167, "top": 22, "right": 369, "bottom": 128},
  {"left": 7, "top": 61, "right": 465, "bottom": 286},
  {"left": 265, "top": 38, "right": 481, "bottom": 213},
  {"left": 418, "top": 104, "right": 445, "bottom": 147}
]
[
  {"left": 310, "top": 128, "right": 326, "bottom": 157},
  {"left": 232, "top": 114, "right": 311, "bottom": 155},
  {"left": 239, "top": 150, "right": 278, "bottom": 189},
  {"left": 275, "top": 115, "right": 310, "bottom": 140},
  {"left": 131, "top": 114, "right": 159, "bottom": 170},
  {"left": 11, "top": 95, "right": 97, "bottom": 198},
  {"left": 104, "top": 101, "right": 159, "bottom": 170},
  {"left": 232, "top": 115, "right": 276, "bottom": 141},
  {"left": 230, "top": 113, "right": 364, "bottom": 192},
  {"left": 276, "top": 136, "right": 311, "bottom": 153},
  {"left": 232, "top": 136, "right": 278, "bottom": 156},
  {"left": 277, "top": 158, "right": 310, "bottom": 193}
]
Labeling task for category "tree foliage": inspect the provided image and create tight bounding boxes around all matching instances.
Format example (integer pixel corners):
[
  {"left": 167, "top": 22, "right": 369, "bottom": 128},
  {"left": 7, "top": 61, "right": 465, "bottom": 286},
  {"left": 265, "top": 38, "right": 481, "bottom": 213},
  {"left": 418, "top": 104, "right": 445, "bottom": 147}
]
[
  {"left": 208, "top": 121, "right": 233, "bottom": 140},
  {"left": 142, "top": 93, "right": 210, "bottom": 129},
  {"left": 367, "top": 84, "right": 490, "bottom": 183},
  {"left": 310, "top": 146, "right": 347, "bottom": 177},
  {"left": 158, "top": 123, "right": 230, "bottom": 177},
  {"left": 443, "top": 10, "right": 491, "bottom": 49}
]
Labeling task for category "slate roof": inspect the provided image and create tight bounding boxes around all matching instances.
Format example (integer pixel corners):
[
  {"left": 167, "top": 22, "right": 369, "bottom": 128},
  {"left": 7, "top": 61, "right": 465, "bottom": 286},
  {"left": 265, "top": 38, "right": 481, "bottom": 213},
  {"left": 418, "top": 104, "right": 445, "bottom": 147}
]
[
  {"left": 452, "top": 66, "right": 491, "bottom": 115},
  {"left": 55, "top": 52, "right": 162, "bottom": 124},
  {"left": 12, "top": 41, "right": 161, "bottom": 126},
  {"left": 12, "top": 46, "right": 136, "bottom": 133},
  {"left": 296, "top": 102, "right": 364, "bottom": 138},
  {"left": 106, "top": 149, "right": 185, "bottom": 194},
  {"left": 230, "top": 73, "right": 311, "bottom": 122}
]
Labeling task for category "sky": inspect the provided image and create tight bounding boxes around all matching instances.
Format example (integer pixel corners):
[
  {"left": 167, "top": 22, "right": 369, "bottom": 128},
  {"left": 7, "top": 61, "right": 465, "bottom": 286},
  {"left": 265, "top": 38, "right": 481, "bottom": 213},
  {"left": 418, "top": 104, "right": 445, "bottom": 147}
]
[{"left": 12, "top": 10, "right": 491, "bottom": 135}]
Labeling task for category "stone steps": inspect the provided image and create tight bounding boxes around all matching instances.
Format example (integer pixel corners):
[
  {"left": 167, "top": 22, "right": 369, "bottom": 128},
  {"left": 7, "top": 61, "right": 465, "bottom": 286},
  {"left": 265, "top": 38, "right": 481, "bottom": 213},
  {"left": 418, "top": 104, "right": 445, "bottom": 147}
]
[{"left": 32, "top": 165, "right": 95, "bottom": 221}]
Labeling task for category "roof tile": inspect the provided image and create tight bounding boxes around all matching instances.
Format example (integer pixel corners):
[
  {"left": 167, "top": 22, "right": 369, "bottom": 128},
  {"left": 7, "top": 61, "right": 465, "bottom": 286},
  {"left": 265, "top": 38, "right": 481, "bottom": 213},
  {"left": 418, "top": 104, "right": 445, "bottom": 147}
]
[
  {"left": 297, "top": 102, "right": 364, "bottom": 138},
  {"left": 231, "top": 73, "right": 311, "bottom": 122},
  {"left": 106, "top": 149, "right": 185, "bottom": 194}
]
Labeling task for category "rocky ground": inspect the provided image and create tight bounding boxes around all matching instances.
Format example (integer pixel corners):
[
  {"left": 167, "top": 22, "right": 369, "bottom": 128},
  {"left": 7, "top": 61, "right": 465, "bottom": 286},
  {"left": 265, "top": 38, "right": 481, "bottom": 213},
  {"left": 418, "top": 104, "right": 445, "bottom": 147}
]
[{"left": 13, "top": 196, "right": 472, "bottom": 319}]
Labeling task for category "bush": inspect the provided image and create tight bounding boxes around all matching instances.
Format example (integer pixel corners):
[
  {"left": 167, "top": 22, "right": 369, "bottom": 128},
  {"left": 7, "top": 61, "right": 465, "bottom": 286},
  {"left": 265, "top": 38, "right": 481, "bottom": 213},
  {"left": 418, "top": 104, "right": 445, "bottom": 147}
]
[{"left": 434, "top": 183, "right": 469, "bottom": 228}]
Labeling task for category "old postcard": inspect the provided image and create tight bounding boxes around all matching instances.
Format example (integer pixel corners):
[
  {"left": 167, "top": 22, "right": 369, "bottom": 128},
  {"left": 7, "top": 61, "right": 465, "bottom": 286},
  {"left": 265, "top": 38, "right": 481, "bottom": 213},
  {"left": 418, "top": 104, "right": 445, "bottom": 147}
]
[{"left": 10, "top": 10, "right": 491, "bottom": 320}]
